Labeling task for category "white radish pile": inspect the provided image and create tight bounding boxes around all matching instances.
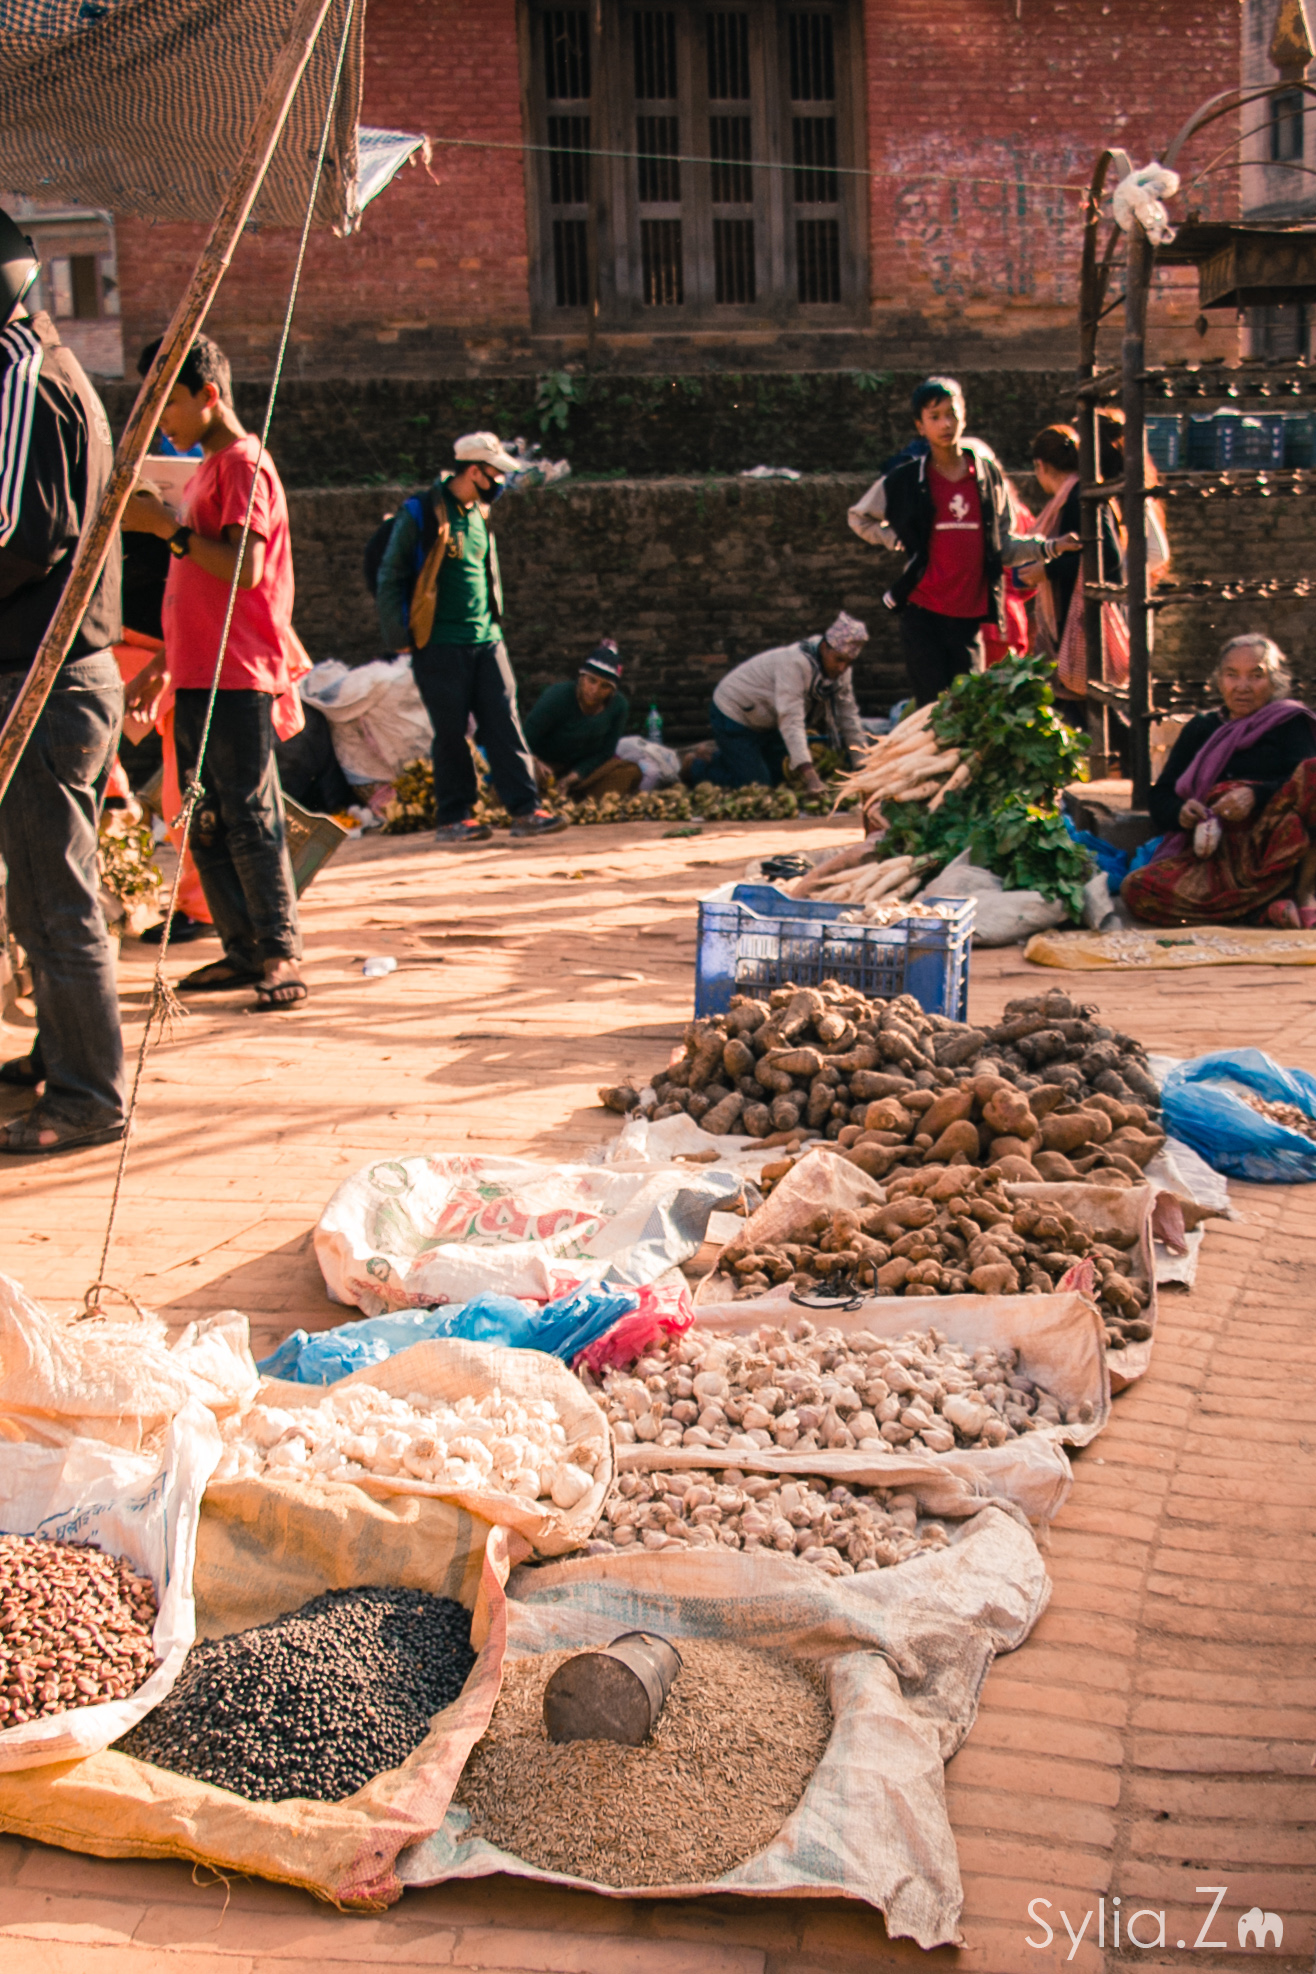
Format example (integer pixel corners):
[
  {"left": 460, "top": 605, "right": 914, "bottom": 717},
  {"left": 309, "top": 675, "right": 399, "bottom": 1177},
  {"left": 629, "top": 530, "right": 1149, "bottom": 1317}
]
[
  {"left": 579, "top": 1318, "right": 1088, "bottom": 1458},
  {"left": 592, "top": 1470, "right": 951, "bottom": 1576},
  {"left": 830, "top": 704, "right": 971, "bottom": 831},
  {"left": 214, "top": 1383, "right": 607, "bottom": 1509},
  {"left": 789, "top": 849, "right": 937, "bottom": 910}
]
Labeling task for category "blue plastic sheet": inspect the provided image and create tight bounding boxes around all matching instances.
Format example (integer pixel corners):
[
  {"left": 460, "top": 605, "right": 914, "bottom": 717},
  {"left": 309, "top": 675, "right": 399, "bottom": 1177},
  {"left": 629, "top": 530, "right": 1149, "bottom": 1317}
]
[
  {"left": 257, "top": 1281, "right": 641, "bottom": 1385},
  {"left": 1161, "top": 1048, "right": 1316, "bottom": 1183},
  {"left": 1063, "top": 817, "right": 1131, "bottom": 887}
]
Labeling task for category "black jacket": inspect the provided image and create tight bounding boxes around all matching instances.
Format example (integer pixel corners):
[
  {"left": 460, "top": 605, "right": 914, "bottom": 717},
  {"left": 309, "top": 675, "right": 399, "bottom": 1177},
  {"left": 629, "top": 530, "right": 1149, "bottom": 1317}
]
[
  {"left": 847, "top": 439, "right": 1049, "bottom": 633},
  {"left": 0, "top": 311, "right": 121, "bottom": 671},
  {"left": 1148, "top": 708, "right": 1316, "bottom": 834}
]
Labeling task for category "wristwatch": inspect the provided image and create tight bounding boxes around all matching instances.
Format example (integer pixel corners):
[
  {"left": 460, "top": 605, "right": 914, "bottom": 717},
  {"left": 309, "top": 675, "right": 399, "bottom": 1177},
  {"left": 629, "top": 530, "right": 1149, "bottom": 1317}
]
[{"left": 168, "top": 525, "right": 192, "bottom": 559}]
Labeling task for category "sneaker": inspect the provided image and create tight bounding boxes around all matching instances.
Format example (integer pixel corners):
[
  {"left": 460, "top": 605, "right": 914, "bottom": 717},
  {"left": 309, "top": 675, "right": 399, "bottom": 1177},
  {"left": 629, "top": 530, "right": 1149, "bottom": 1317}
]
[
  {"left": 507, "top": 807, "right": 568, "bottom": 837},
  {"left": 433, "top": 819, "right": 494, "bottom": 846}
]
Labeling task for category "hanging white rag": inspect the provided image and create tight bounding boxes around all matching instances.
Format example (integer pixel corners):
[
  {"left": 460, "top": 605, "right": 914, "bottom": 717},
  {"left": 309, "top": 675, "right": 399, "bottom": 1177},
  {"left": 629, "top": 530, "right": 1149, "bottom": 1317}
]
[{"left": 1111, "top": 160, "right": 1180, "bottom": 246}]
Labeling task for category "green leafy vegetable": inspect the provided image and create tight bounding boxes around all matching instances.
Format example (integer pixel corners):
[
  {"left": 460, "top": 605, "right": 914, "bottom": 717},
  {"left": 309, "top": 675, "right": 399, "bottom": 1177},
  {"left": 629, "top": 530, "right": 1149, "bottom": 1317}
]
[
  {"left": 970, "top": 796, "right": 1095, "bottom": 920},
  {"left": 930, "top": 654, "right": 1089, "bottom": 813}
]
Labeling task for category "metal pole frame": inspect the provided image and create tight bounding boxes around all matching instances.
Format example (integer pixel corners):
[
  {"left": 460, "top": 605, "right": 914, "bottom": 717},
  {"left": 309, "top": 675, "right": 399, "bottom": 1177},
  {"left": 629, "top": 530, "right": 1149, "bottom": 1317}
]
[{"left": 0, "top": 0, "right": 340, "bottom": 807}]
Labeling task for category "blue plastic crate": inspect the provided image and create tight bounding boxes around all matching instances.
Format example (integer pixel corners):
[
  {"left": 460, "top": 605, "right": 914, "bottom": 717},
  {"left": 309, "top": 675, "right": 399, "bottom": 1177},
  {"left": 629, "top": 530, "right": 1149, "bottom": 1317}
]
[
  {"left": 1233, "top": 414, "right": 1287, "bottom": 468},
  {"left": 1186, "top": 410, "right": 1239, "bottom": 469},
  {"left": 1284, "top": 412, "right": 1316, "bottom": 468},
  {"left": 694, "top": 884, "right": 974, "bottom": 1021},
  {"left": 1146, "top": 414, "right": 1183, "bottom": 473}
]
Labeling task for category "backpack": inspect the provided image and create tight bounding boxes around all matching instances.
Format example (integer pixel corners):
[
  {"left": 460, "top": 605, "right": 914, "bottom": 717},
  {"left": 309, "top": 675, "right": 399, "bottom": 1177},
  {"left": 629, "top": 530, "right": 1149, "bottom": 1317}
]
[{"left": 363, "top": 490, "right": 437, "bottom": 598}]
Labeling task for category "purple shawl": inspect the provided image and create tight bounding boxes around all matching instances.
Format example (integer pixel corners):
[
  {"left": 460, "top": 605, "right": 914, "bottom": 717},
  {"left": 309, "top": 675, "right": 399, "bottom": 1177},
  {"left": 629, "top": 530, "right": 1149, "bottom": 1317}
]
[{"left": 1153, "top": 698, "right": 1316, "bottom": 862}]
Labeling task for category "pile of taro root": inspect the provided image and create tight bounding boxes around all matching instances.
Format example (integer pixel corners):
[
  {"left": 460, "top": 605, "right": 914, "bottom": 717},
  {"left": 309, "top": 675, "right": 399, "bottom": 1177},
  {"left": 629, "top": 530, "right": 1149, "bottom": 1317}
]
[
  {"left": 602, "top": 984, "right": 1164, "bottom": 1187},
  {"left": 712, "top": 1165, "right": 1151, "bottom": 1348},
  {"left": 579, "top": 1316, "right": 1095, "bottom": 1458}
]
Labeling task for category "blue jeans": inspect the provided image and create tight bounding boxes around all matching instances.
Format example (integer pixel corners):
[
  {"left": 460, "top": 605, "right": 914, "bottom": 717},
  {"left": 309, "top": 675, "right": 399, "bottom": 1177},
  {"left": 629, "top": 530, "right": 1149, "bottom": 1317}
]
[
  {"left": 687, "top": 703, "right": 788, "bottom": 788},
  {"left": 173, "top": 689, "right": 302, "bottom": 969},
  {"left": 0, "top": 652, "right": 125, "bottom": 1129},
  {"left": 410, "top": 640, "right": 538, "bottom": 824}
]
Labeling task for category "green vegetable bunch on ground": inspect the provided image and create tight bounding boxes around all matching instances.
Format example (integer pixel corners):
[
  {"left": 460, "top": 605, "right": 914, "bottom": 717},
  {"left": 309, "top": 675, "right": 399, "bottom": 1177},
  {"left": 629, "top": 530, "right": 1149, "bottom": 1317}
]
[{"left": 876, "top": 657, "right": 1094, "bottom": 912}]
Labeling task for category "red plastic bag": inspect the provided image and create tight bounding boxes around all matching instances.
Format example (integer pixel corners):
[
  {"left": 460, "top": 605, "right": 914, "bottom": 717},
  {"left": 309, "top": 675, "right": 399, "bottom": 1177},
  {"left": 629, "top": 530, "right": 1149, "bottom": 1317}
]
[{"left": 574, "top": 1281, "right": 695, "bottom": 1376}]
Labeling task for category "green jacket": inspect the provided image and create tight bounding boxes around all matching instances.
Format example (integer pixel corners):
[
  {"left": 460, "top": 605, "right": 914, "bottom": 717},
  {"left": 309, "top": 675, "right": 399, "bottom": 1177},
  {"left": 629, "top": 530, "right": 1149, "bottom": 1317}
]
[
  {"left": 524, "top": 679, "right": 629, "bottom": 779},
  {"left": 375, "top": 472, "right": 504, "bottom": 651}
]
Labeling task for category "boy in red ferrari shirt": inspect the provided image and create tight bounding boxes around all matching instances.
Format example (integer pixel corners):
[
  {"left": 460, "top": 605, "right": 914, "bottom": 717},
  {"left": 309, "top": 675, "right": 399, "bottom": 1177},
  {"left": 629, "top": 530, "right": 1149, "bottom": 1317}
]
[
  {"left": 848, "top": 377, "right": 1078, "bottom": 705},
  {"left": 121, "top": 335, "right": 306, "bottom": 1009}
]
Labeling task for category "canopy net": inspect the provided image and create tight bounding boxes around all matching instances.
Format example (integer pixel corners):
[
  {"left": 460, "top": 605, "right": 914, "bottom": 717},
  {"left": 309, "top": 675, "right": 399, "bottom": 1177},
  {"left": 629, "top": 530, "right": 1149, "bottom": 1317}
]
[{"left": 0, "top": 0, "right": 365, "bottom": 231}]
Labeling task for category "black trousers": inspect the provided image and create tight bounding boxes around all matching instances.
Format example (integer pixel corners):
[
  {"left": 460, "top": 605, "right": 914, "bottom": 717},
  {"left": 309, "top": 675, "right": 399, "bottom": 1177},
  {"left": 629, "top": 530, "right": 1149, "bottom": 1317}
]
[
  {"left": 410, "top": 639, "right": 538, "bottom": 824},
  {"left": 898, "top": 604, "right": 984, "bottom": 706},
  {"left": 173, "top": 688, "right": 301, "bottom": 968}
]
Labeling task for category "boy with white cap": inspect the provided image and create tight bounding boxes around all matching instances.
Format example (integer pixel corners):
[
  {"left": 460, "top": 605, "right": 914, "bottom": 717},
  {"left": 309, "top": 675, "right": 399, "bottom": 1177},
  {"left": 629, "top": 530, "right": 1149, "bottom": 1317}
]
[
  {"left": 684, "top": 613, "right": 869, "bottom": 793},
  {"left": 376, "top": 432, "right": 565, "bottom": 842}
]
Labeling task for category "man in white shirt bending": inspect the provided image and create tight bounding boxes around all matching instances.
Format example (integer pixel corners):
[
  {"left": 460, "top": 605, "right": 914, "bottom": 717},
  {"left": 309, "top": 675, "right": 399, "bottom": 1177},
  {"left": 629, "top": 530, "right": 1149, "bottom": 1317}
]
[{"left": 684, "top": 612, "right": 868, "bottom": 794}]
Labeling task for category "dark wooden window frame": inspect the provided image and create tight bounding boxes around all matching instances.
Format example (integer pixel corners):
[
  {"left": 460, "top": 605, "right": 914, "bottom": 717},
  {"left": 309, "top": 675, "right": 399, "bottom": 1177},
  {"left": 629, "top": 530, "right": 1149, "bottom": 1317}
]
[{"left": 518, "top": 0, "right": 868, "bottom": 332}]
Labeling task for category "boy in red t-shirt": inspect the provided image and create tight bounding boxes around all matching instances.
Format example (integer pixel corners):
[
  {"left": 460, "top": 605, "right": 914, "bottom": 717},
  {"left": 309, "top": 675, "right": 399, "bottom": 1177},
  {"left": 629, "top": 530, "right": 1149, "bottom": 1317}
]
[
  {"left": 121, "top": 335, "right": 306, "bottom": 1009},
  {"left": 848, "top": 377, "right": 1078, "bottom": 705}
]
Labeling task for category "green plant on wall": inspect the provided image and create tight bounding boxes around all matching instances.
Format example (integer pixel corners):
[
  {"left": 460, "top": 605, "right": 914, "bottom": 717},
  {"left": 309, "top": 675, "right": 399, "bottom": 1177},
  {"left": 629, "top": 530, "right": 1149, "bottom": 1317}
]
[{"left": 535, "top": 371, "right": 579, "bottom": 434}]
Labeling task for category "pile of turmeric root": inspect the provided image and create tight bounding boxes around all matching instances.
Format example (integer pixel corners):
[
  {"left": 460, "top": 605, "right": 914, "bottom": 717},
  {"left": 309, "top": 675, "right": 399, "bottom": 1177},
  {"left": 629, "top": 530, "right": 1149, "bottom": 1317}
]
[{"left": 716, "top": 1164, "right": 1151, "bottom": 1350}]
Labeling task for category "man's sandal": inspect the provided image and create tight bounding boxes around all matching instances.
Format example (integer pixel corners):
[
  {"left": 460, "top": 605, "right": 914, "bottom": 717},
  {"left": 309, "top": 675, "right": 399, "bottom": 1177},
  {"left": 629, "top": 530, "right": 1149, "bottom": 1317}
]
[
  {"left": 0, "top": 1054, "right": 43, "bottom": 1088},
  {"left": 254, "top": 977, "right": 309, "bottom": 1010},
  {"left": 177, "top": 960, "right": 264, "bottom": 994},
  {"left": 0, "top": 1110, "right": 125, "bottom": 1155}
]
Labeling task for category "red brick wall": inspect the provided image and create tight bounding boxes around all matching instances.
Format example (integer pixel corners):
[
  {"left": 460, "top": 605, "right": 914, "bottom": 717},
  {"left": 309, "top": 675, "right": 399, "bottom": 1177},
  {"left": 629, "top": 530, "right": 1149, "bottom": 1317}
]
[
  {"left": 860, "top": 0, "right": 1242, "bottom": 363},
  {"left": 114, "top": 0, "right": 1241, "bottom": 380},
  {"left": 116, "top": 0, "right": 531, "bottom": 378}
]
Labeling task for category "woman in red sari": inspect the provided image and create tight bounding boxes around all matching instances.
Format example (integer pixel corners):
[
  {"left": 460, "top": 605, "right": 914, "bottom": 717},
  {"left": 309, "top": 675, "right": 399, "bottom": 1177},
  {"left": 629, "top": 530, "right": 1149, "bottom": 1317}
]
[{"left": 1123, "top": 635, "right": 1316, "bottom": 927}]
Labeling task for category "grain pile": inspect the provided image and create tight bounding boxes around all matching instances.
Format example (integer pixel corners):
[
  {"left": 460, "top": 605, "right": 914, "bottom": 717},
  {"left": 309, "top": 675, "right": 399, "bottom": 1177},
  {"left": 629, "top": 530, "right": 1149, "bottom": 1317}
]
[
  {"left": 213, "top": 1381, "right": 606, "bottom": 1510},
  {"left": 454, "top": 1639, "right": 831, "bottom": 1886},
  {"left": 1237, "top": 1090, "right": 1316, "bottom": 1143},
  {"left": 116, "top": 1587, "right": 475, "bottom": 1801},
  {"left": 714, "top": 1169, "right": 1150, "bottom": 1349},
  {"left": 583, "top": 1316, "right": 1090, "bottom": 1457},
  {"left": 0, "top": 1535, "right": 157, "bottom": 1724},
  {"left": 592, "top": 1470, "right": 954, "bottom": 1575},
  {"left": 601, "top": 987, "right": 1162, "bottom": 1174}
]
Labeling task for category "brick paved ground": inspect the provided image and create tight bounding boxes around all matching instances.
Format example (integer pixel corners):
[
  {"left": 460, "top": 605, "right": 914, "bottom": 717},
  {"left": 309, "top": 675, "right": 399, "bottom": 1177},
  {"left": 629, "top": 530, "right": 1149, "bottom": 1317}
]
[{"left": 0, "top": 819, "right": 1311, "bottom": 1973}]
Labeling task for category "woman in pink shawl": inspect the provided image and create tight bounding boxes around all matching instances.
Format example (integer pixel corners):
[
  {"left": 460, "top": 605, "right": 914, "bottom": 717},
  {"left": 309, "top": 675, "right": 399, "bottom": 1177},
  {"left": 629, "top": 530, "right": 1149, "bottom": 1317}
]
[{"left": 1123, "top": 635, "right": 1316, "bottom": 927}]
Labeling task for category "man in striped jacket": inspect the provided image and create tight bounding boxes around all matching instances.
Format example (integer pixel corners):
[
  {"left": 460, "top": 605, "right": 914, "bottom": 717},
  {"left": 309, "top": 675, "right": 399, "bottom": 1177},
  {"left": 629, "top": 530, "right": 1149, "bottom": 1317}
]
[{"left": 0, "top": 206, "right": 125, "bottom": 1153}]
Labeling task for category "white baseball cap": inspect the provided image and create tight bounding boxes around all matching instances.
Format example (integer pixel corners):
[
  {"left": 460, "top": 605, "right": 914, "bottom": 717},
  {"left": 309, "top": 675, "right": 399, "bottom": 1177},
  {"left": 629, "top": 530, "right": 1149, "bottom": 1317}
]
[{"left": 454, "top": 431, "right": 520, "bottom": 476}]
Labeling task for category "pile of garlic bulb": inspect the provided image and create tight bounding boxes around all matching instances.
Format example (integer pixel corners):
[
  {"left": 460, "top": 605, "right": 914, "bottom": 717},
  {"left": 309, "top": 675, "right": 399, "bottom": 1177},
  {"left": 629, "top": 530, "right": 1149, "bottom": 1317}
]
[
  {"left": 213, "top": 1382, "right": 607, "bottom": 1509},
  {"left": 591, "top": 1469, "right": 949, "bottom": 1576},
  {"left": 578, "top": 1319, "right": 1091, "bottom": 1458}
]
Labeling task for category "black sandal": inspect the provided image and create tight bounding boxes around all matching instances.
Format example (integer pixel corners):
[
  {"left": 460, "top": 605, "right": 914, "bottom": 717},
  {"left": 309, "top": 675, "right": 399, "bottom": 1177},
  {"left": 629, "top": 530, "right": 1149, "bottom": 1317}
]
[
  {"left": 177, "top": 960, "right": 264, "bottom": 994},
  {"left": 0, "top": 1053, "right": 43, "bottom": 1088},
  {"left": 254, "top": 977, "right": 309, "bottom": 1010}
]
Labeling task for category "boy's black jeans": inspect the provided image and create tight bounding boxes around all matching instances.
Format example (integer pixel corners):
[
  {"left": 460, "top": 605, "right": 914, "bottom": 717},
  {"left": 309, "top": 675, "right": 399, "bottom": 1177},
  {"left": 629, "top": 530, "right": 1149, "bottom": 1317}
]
[
  {"left": 898, "top": 605, "right": 984, "bottom": 707},
  {"left": 173, "top": 688, "right": 302, "bottom": 971}
]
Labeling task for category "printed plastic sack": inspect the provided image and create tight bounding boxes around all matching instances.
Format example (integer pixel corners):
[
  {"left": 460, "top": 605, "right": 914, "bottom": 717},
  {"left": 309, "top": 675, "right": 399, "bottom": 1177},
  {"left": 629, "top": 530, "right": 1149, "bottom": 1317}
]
[
  {"left": 299, "top": 656, "right": 433, "bottom": 786},
  {"left": 398, "top": 1510, "right": 1050, "bottom": 1949},
  {"left": 574, "top": 1280, "right": 695, "bottom": 1377},
  {"left": 616, "top": 733, "right": 682, "bottom": 790},
  {"left": 316, "top": 1151, "right": 745, "bottom": 1316},
  {"left": 0, "top": 1506, "right": 515, "bottom": 1910},
  {"left": 0, "top": 1396, "right": 220, "bottom": 1771},
  {"left": 1161, "top": 1048, "right": 1316, "bottom": 1182},
  {"left": 258, "top": 1282, "right": 642, "bottom": 1386},
  {"left": 0, "top": 1274, "right": 257, "bottom": 1449}
]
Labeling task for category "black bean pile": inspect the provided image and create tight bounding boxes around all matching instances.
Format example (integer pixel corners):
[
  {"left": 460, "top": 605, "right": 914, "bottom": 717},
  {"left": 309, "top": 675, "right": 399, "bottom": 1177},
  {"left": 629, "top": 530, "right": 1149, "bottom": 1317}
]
[{"left": 116, "top": 1586, "right": 475, "bottom": 1802}]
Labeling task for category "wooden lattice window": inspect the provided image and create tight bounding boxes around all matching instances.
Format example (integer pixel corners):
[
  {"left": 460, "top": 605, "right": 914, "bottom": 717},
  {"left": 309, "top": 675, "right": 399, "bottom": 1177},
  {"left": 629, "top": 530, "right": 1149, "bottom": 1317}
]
[{"left": 521, "top": 0, "right": 865, "bottom": 327}]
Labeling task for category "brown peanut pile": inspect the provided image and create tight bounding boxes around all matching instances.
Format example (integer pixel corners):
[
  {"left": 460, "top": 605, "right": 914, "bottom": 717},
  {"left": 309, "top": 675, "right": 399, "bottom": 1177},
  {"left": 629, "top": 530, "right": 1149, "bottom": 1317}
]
[
  {"left": 592, "top": 1469, "right": 953, "bottom": 1576},
  {"left": 718, "top": 1167, "right": 1151, "bottom": 1350},
  {"left": 0, "top": 1534, "right": 157, "bottom": 1725},
  {"left": 1237, "top": 1091, "right": 1316, "bottom": 1144}
]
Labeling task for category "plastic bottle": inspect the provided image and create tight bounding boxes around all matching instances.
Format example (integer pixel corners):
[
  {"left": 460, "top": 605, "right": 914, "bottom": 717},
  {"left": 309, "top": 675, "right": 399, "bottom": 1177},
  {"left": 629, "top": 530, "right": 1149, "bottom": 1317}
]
[{"left": 645, "top": 703, "right": 663, "bottom": 742}]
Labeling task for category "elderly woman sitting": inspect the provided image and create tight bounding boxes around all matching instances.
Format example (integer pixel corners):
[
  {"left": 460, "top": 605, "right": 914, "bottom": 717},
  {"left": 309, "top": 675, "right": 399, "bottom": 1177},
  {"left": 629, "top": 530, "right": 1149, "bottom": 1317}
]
[{"left": 1123, "top": 634, "right": 1316, "bottom": 927}]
